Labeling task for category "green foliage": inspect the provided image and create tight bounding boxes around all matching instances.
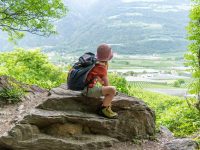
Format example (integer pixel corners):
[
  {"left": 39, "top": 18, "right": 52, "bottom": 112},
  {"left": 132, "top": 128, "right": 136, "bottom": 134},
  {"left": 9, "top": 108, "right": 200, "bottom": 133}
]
[
  {"left": 0, "top": 0, "right": 67, "bottom": 40},
  {"left": 0, "top": 48, "right": 66, "bottom": 89},
  {"left": 129, "top": 88, "right": 200, "bottom": 136},
  {"left": 110, "top": 74, "right": 200, "bottom": 137},
  {"left": 158, "top": 102, "right": 200, "bottom": 136},
  {"left": 185, "top": 0, "right": 200, "bottom": 109},
  {"left": 173, "top": 81, "right": 181, "bottom": 87},
  {"left": 109, "top": 73, "right": 130, "bottom": 94},
  {"left": 0, "top": 87, "right": 24, "bottom": 104},
  {"left": 178, "top": 79, "right": 185, "bottom": 84},
  {"left": 194, "top": 136, "right": 200, "bottom": 145},
  {"left": 173, "top": 79, "right": 185, "bottom": 88},
  {"left": 0, "top": 77, "right": 25, "bottom": 103}
]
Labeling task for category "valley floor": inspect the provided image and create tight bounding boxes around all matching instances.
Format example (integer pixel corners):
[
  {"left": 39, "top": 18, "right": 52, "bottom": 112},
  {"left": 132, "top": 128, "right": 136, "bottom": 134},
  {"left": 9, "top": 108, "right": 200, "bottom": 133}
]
[
  {"left": 145, "top": 88, "right": 188, "bottom": 97},
  {"left": 107, "top": 53, "right": 192, "bottom": 98}
]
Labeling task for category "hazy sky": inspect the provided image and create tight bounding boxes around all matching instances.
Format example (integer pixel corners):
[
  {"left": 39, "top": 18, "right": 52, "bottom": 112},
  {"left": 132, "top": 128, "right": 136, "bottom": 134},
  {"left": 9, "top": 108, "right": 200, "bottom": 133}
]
[
  {"left": 65, "top": 0, "right": 190, "bottom": 12},
  {"left": 121, "top": 0, "right": 164, "bottom": 2}
]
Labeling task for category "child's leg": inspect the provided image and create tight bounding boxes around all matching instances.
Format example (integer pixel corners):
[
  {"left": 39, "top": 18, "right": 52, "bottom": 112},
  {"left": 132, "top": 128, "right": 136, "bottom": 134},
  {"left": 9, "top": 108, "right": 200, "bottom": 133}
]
[
  {"left": 99, "top": 86, "right": 118, "bottom": 119},
  {"left": 102, "top": 86, "right": 116, "bottom": 106}
]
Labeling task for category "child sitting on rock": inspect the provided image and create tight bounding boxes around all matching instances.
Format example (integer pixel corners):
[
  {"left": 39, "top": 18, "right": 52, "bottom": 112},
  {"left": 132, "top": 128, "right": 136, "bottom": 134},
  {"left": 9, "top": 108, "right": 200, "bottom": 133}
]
[{"left": 82, "top": 43, "right": 118, "bottom": 119}]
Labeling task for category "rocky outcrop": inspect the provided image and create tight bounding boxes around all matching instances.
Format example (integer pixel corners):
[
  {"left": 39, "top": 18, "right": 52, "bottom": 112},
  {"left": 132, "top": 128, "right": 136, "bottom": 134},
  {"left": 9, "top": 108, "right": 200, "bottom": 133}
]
[
  {"left": 158, "top": 126, "right": 199, "bottom": 150},
  {"left": 0, "top": 75, "right": 48, "bottom": 137},
  {"left": 0, "top": 84, "right": 155, "bottom": 150},
  {"left": 0, "top": 75, "right": 47, "bottom": 95},
  {"left": 164, "top": 138, "right": 199, "bottom": 150},
  {"left": 0, "top": 75, "right": 47, "bottom": 106}
]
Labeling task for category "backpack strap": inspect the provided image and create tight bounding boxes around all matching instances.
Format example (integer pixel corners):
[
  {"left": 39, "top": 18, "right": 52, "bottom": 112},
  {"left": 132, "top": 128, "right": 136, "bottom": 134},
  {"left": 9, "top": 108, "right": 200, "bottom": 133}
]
[{"left": 85, "top": 77, "right": 98, "bottom": 97}]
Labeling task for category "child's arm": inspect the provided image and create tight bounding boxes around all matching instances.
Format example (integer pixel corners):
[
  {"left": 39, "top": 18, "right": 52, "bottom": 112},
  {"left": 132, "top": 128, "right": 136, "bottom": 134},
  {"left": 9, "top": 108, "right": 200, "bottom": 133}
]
[
  {"left": 102, "top": 63, "right": 109, "bottom": 86},
  {"left": 101, "top": 76, "right": 109, "bottom": 86},
  {"left": 96, "top": 63, "right": 109, "bottom": 86},
  {"left": 96, "top": 76, "right": 109, "bottom": 86}
]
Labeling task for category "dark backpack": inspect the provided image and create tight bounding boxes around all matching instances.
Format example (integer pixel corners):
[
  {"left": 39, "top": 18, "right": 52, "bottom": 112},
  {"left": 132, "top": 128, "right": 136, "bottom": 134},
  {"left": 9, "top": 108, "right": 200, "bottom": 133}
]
[{"left": 67, "top": 52, "right": 97, "bottom": 91}]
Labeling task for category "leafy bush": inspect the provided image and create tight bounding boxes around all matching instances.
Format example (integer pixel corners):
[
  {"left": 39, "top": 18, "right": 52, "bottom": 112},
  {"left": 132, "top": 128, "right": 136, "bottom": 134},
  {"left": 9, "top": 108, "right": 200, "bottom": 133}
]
[
  {"left": 178, "top": 79, "right": 185, "bottom": 84},
  {"left": 0, "top": 76, "right": 26, "bottom": 104},
  {"left": 130, "top": 88, "right": 200, "bottom": 136},
  {"left": 109, "top": 73, "right": 131, "bottom": 94},
  {"left": 0, "top": 87, "right": 24, "bottom": 104},
  {"left": 0, "top": 48, "right": 66, "bottom": 89},
  {"left": 173, "top": 79, "right": 185, "bottom": 87},
  {"left": 159, "top": 103, "right": 200, "bottom": 136},
  {"left": 173, "top": 80, "right": 181, "bottom": 87}
]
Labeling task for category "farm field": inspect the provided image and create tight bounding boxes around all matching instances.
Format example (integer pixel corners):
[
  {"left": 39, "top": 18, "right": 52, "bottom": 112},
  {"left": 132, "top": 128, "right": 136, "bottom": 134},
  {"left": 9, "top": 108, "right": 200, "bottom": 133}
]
[{"left": 107, "top": 53, "right": 192, "bottom": 97}]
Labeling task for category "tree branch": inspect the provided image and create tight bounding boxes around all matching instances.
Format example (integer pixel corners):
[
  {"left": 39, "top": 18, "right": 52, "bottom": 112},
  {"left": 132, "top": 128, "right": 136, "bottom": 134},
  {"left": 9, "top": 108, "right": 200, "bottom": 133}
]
[{"left": 0, "top": 0, "right": 66, "bottom": 38}]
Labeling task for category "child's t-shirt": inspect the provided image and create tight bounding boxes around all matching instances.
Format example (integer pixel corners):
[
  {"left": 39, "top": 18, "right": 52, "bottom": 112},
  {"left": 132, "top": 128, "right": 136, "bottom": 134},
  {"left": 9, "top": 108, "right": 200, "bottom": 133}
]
[{"left": 86, "top": 63, "right": 107, "bottom": 88}]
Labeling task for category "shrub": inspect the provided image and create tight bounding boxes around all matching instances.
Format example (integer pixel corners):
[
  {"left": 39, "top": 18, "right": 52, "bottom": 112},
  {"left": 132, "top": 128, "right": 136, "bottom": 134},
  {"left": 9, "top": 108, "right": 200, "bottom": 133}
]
[
  {"left": 0, "top": 48, "right": 66, "bottom": 89},
  {"left": 109, "top": 73, "right": 131, "bottom": 94},
  {"left": 0, "top": 87, "right": 24, "bottom": 104},
  {"left": 178, "top": 79, "right": 185, "bottom": 84},
  {"left": 159, "top": 103, "right": 200, "bottom": 136},
  {"left": 0, "top": 76, "right": 26, "bottom": 104},
  {"left": 173, "top": 80, "right": 181, "bottom": 87}
]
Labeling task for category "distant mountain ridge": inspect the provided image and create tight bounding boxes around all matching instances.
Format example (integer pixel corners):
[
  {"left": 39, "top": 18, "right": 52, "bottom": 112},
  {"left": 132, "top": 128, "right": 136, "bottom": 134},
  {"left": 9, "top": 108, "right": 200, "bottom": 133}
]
[{"left": 0, "top": 0, "right": 190, "bottom": 54}]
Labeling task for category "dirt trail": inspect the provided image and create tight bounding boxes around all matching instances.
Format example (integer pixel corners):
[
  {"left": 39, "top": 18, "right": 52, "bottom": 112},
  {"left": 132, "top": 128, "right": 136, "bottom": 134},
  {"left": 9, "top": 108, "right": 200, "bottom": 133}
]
[{"left": 0, "top": 93, "right": 48, "bottom": 136}]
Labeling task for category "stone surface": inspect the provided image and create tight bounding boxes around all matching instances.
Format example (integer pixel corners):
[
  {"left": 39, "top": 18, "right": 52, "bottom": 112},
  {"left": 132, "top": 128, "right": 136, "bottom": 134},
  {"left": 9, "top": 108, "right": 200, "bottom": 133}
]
[
  {"left": 0, "top": 84, "right": 156, "bottom": 150},
  {"left": 159, "top": 126, "right": 174, "bottom": 140},
  {"left": 164, "top": 138, "right": 199, "bottom": 150},
  {"left": 0, "top": 75, "right": 48, "bottom": 139},
  {"left": 45, "top": 123, "right": 83, "bottom": 136}
]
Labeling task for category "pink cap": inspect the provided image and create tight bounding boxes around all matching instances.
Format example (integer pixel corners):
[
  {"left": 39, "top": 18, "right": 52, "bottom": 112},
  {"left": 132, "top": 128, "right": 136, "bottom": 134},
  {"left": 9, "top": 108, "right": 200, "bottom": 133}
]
[{"left": 96, "top": 43, "right": 113, "bottom": 61}]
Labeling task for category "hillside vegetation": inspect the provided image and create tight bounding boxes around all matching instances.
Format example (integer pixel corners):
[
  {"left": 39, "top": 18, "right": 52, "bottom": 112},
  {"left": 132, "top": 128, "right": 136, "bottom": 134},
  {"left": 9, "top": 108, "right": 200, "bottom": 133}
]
[{"left": 0, "top": 49, "right": 66, "bottom": 89}]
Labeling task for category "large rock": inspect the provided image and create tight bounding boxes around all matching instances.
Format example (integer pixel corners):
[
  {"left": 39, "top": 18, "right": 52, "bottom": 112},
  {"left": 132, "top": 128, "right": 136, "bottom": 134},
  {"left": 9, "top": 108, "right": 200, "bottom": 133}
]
[
  {"left": 0, "top": 75, "right": 47, "bottom": 106},
  {"left": 164, "top": 138, "right": 199, "bottom": 150},
  {"left": 0, "top": 75, "right": 48, "bottom": 137},
  {"left": 0, "top": 84, "right": 155, "bottom": 150},
  {"left": 0, "top": 75, "right": 47, "bottom": 95}
]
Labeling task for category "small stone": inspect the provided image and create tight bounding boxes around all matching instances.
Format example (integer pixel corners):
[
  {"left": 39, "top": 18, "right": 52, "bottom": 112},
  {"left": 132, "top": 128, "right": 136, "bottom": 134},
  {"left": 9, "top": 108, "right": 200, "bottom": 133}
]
[
  {"left": 17, "top": 104, "right": 24, "bottom": 113},
  {"left": 160, "top": 126, "right": 174, "bottom": 139},
  {"left": 17, "top": 104, "right": 24, "bottom": 110}
]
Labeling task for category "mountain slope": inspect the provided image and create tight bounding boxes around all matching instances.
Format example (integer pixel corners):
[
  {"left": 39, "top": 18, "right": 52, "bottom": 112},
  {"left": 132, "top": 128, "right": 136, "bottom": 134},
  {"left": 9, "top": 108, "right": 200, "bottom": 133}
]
[{"left": 0, "top": 0, "right": 190, "bottom": 54}]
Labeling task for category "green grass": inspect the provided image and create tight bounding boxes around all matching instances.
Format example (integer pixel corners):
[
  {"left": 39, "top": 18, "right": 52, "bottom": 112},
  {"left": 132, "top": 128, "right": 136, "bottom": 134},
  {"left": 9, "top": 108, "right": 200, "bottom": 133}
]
[
  {"left": 130, "top": 81, "right": 176, "bottom": 89},
  {"left": 129, "top": 79, "right": 192, "bottom": 89},
  {"left": 110, "top": 58, "right": 183, "bottom": 69}
]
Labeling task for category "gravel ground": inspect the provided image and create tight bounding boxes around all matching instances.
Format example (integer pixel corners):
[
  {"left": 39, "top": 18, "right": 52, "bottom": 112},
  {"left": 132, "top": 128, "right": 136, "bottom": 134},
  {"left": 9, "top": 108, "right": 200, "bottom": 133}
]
[{"left": 0, "top": 92, "right": 48, "bottom": 136}]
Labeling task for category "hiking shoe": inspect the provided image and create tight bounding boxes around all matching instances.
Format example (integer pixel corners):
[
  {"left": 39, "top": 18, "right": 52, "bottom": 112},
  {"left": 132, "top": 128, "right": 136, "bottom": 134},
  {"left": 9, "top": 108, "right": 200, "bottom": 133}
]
[{"left": 99, "top": 106, "right": 118, "bottom": 119}]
